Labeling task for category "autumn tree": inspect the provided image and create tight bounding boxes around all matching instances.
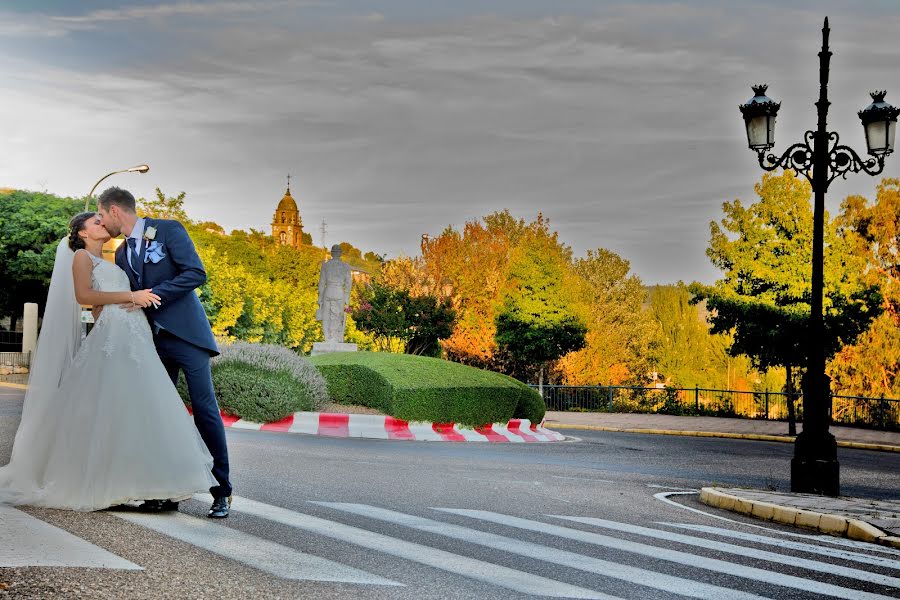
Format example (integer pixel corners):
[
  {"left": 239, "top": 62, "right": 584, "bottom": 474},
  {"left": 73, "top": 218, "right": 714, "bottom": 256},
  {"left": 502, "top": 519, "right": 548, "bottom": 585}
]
[
  {"left": 830, "top": 178, "right": 900, "bottom": 397},
  {"left": 556, "top": 249, "right": 658, "bottom": 385}
]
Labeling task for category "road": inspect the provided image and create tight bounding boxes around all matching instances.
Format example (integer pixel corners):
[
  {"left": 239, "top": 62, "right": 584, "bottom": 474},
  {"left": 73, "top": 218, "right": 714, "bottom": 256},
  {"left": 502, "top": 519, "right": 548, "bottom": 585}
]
[{"left": 2, "top": 388, "right": 900, "bottom": 599}]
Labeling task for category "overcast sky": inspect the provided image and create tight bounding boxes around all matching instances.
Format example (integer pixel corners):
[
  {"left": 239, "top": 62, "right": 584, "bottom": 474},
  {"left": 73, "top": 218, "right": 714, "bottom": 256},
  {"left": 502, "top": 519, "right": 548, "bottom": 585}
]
[{"left": 1, "top": 1, "right": 898, "bottom": 284}]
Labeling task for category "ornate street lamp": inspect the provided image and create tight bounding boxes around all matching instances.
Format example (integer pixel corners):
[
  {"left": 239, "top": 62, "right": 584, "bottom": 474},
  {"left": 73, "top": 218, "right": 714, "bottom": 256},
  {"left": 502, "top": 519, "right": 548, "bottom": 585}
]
[
  {"left": 85, "top": 164, "right": 150, "bottom": 211},
  {"left": 738, "top": 17, "right": 895, "bottom": 496},
  {"left": 858, "top": 91, "right": 900, "bottom": 157}
]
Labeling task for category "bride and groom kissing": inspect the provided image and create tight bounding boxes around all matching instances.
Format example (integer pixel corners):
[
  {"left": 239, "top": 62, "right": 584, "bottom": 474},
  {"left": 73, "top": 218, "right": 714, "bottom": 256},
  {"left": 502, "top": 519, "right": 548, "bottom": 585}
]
[{"left": 0, "top": 187, "right": 232, "bottom": 518}]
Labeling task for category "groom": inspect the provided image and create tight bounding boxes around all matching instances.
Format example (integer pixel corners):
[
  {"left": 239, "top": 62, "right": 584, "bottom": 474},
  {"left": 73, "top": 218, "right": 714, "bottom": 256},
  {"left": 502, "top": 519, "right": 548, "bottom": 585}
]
[{"left": 97, "top": 187, "right": 232, "bottom": 519}]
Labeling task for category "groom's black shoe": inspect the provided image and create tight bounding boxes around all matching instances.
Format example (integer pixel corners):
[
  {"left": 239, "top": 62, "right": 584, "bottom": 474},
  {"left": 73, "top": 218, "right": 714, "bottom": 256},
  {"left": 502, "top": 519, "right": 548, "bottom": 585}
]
[
  {"left": 207, "top": 495, "right": 231, "bottom": 519},
  {"left": 138, "top": 499, "right": 179, "bottom": 512}
]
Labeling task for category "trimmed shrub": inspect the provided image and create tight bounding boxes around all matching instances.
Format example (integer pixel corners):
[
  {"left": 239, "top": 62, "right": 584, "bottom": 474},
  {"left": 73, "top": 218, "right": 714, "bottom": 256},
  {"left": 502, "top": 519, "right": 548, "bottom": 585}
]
[
  {"left": 179, "top": 341, "right": 328, "bottom": 422},
  {"left": 309, "top": 352, "right": 545, "bottom": 426}
]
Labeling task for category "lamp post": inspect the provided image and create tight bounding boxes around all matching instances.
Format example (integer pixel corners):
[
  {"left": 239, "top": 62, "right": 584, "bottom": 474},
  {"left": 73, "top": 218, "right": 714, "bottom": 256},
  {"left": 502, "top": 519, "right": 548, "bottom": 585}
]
[
  {"left": 85, "top": 164, "right": 150, "bottom": 211},
  {"left": 739, "top": 17, "right": 898, "bottom": 496}
]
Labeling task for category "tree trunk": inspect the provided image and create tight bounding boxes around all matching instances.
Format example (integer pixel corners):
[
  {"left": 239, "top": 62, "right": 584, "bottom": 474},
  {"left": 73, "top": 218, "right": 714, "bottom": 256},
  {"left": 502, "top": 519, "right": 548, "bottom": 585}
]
[
  {"left": 538, "top": 364, "right": 545, "bottom": 398},
  {"left": 786, "top": 364, "right": 797, "bottom": 436}
]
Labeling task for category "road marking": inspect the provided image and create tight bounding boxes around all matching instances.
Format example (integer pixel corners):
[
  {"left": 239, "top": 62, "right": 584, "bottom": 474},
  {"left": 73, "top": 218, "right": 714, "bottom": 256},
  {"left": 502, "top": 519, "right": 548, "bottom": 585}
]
[
  {"left": 0, "top": 505, "right": 140, "bottom": 569},
  {"left": 653, "top": 491, "right": 900, "bottom": 555},
  {"left": 658, "top": 522, "right": 900, "bottom": 570},
  {"left": 436, "top": 508, "right": 897, "bottom": 600},
  {"left": 646, "top": 484, "right": 699, "bottom": 491},
  {"left": 550, "top": 514, "right": 900, "bottom": 589},
  {"left": 116, "top": 511, "right": 399, "bottom": 586},
  {"left": 314, "top": 502, "right": 769, "bottom": 600},
  {"left": 551, "top": 475, "right": 616, "bottom": 483},
  {"left": 198, "top": 494, "right": 607, "bottom": 599}
]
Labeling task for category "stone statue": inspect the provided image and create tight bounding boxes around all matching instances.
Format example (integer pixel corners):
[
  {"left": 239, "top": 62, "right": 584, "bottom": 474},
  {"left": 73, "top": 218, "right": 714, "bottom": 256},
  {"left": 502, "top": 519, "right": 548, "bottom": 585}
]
[{"left": 315, "top": 244, "right": 353, "bottom": 345}]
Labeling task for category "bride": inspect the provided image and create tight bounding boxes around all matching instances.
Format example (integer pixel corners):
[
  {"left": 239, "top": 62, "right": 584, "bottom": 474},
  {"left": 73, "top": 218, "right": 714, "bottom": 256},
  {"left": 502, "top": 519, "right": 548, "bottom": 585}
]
[{"left": 0, "top": 212, "right": 215, "bottom": 511}]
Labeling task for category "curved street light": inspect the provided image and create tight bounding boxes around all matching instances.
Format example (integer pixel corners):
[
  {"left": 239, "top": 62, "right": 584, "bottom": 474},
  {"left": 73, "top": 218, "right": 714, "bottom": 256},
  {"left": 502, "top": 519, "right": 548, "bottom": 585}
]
[
  {"left": 738, "top": 18, "right": 898, "bottom": 496},
  {"left": 84, "top": 164, "right": 150, "bottom": 211}
]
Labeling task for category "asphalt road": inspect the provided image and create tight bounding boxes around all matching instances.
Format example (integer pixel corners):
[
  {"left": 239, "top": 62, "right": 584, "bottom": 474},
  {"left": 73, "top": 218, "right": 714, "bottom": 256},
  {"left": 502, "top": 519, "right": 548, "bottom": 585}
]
[{"left": 2, "top": 388, "right": 899, "bottom": 599}]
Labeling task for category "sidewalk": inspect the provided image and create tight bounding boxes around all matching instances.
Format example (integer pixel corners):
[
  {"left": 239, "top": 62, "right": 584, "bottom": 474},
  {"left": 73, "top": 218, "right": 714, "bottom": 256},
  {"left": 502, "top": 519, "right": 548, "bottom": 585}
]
[
  {"left": 701, "top": 487, "right": 900, "bottom": 549},
  {"left": 544, "top": 411, "right": 900, "bottom": 452}
]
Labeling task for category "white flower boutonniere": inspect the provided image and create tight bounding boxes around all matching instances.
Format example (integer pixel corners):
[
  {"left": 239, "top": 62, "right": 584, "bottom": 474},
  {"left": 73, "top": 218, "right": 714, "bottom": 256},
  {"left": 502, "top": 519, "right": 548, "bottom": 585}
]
[{"left": 143, "top": 226, "right": 157, "bottom": 241}]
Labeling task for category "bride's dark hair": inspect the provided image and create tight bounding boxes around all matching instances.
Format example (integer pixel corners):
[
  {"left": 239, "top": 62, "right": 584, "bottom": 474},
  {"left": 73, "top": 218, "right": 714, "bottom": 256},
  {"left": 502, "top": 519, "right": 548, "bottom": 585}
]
[{"left": 68, "top": 212, "right": 96, "bottom": 251}]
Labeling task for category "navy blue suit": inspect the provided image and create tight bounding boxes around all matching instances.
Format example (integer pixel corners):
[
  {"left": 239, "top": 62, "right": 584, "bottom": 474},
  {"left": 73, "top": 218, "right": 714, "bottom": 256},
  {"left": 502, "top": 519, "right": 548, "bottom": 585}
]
[{"left": 116, "top": 218, "right": 232, "bottom": 499}]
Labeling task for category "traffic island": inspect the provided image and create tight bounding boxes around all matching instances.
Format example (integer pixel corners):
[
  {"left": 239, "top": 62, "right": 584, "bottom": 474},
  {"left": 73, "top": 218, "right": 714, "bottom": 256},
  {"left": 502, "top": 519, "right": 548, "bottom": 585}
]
[{"left": 700, "top": 486, "right": 900, "bottom": 549}]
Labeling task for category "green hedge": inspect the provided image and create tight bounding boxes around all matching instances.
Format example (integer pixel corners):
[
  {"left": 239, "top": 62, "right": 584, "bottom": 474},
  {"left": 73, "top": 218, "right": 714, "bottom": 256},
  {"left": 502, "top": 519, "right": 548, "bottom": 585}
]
[{"left": 309, "top": 352, "right": 545, "bottom": 426}]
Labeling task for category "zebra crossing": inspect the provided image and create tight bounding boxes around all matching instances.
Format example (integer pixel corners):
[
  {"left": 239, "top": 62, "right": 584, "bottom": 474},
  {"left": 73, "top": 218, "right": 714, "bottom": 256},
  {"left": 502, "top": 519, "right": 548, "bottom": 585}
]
[{"left": 3, "top": 496, "right": 899, "bottom": 599}]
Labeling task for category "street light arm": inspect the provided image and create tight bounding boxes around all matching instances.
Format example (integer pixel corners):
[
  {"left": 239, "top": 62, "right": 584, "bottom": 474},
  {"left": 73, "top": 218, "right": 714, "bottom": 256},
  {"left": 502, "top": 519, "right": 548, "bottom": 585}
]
[
  {"left": 756, "top": 131, "right": 816, "bottom": 183},
  {"left": 757, "top": 129, "right": 885, "bottom": 187},
  {"left": 827, "top": 135, "right": 886, "bottom": 182},
  {"left": 85, "top": 164, "right": 150, "bottom": 211}
]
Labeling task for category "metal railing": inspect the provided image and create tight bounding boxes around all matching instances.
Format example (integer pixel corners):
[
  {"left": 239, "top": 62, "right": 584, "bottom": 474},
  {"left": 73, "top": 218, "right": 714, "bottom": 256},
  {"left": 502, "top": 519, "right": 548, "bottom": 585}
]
[
  {"left": 0, "top": 351, "right": 31, "bottom": 368},
  {"left": 530, "top": 384, "right": 900, "bottom": 431}
]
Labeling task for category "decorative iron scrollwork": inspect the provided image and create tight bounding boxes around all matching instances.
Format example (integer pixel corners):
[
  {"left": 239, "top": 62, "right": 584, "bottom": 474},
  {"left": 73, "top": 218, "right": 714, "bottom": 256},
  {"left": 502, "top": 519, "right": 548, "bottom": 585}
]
[{"left": 755, "top": 129, "right": 884, "bottom": 187}]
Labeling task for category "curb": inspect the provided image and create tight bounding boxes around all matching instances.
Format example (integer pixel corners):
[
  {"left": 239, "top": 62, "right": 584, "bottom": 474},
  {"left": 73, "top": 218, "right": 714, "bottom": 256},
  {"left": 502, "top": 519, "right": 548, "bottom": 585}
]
[
  {"left": 0, "top": 382, "right": 28, "bottom": 390},
  {"left": 548, "top": 423, "right": 900, "bottom": 453},
  {"left": 210, "top": 410, "right": 567, "bottom": 443},
  {"left": 700, "top": 487, "right": 900, "bottom": 550}
]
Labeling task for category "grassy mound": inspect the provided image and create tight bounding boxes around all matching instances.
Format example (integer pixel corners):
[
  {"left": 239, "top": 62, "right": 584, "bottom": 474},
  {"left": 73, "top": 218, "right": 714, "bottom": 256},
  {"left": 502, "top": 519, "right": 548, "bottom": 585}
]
[
  {"left": 308, "top": 352, "right": 545, "bottom": 426},
  {"left": 179, "top": 342, "right": 328, "bottom": 423}
]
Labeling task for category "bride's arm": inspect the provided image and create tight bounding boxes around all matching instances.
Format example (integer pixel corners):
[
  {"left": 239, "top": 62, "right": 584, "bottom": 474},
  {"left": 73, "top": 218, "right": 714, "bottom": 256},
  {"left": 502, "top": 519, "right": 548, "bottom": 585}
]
[{"left": 71, "top": 251, "right": 160, "bottom": 307}]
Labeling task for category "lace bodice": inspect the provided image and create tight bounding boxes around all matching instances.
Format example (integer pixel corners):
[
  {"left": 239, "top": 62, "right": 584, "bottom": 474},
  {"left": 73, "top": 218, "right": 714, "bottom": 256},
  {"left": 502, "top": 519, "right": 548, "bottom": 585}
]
[
  {"left": 75, "top": 249, "right": 152, "bottom": 360},
  {"left": 77, "top": 250, "right": 131, "bottom": 293}
]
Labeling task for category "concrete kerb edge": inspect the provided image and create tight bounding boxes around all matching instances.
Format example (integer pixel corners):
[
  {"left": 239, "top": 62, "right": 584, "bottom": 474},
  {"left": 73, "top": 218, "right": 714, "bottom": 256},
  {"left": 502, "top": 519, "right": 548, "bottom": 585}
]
[
  {"left": 0, "top": 382, "right": 28, "bottom": 390},
  {"left": 700, "top": 486, "right": 897, "bottom": 548},
  {"left": 549, "top": 423, "right": 900, "bottom": 453}
]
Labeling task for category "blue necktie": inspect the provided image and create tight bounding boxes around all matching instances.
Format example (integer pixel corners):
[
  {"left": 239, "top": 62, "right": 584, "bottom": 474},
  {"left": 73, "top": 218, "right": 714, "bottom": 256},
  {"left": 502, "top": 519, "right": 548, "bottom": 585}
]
[{"left": 126, "top": 237, "right": 141, "bottom": 283}]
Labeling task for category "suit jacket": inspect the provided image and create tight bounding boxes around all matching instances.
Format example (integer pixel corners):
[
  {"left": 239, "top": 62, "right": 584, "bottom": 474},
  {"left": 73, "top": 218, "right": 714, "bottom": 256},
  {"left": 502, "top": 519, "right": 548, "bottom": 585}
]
[{"left": 115, "top": 218, "right": 219, "bottom": 356}]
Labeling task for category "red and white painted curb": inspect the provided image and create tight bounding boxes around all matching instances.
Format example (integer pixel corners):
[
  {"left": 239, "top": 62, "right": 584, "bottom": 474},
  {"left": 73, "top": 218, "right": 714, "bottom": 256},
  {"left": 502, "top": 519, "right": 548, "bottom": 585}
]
[{"left": 208, "top": 411, "right": 566, "bottom": 442}]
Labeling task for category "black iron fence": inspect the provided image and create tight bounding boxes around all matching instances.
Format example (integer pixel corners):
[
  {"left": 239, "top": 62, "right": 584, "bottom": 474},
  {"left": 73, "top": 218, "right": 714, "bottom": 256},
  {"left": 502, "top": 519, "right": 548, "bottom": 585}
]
[{"left": 530, "top": 384, "right": 900, "bottom": 431}]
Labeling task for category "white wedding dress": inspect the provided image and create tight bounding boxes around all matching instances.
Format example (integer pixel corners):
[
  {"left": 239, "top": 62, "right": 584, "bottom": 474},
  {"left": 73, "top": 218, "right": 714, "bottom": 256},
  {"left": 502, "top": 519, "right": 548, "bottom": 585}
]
[{"left": 0, "top": 243, "right": 215, "bottom": 511}]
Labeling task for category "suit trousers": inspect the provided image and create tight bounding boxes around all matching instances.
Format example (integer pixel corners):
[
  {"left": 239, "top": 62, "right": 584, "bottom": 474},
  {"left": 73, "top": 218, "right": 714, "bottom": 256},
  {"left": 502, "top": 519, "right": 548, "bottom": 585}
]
[{"left": 154, "top": 329, "right": 232, "bottom": 499}]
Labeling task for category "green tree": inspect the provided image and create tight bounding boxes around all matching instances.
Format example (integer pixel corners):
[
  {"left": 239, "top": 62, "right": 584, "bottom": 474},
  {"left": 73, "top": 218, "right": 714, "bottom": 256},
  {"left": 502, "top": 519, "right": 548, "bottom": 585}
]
[
  {"left": 691, "top": 171, "right": 881, "bottom": 431},
  {"left": 494, "top": 216, "right": 586, "bottom": 384},
  {"left": 351, "top": 280, "right": 456, "bottom": 356},
  {"left": 137, "top": 188, "right": 189, "bottom": 221},
  {"left": 0, "top": 190, "right": 83, "bottom": 326}
]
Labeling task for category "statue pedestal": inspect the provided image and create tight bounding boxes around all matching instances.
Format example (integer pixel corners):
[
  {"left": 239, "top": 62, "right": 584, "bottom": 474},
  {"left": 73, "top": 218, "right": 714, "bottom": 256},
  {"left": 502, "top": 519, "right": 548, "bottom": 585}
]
[{"left": 311, "top": 342, "right": 358, "bottom": 356}]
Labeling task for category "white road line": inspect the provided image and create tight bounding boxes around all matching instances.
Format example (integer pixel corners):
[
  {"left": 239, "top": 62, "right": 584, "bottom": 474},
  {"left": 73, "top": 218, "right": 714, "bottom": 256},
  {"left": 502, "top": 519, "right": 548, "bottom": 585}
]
[
  {"left": 646, "top": 484, "right": 699, "bottom": 491},
  {"left": 653, "top": 491, "right": 900, "bottom": 556},
  {"left": 116, "top": 511, "right": 399, "bottom": 586},
  {"left": 199, "top": 494, "right": 607, "bottom": 599},
  {"left": 436, "top": 508, "right": 898, "bottom": 600},
  {"left": 657, "top": 522, "right": 900, "bottom": 571},
  {"left": 315, "top": 502, "right": 770, "bottom": 600},
  {"left": 550, "top": 515, "right": 900, "bottom": 589},
  {"left": 0, "top": 505, "right": 140, "bottom": 570},
  {"left": 551, "top": 476, "right": 616, "bottom": 483}
]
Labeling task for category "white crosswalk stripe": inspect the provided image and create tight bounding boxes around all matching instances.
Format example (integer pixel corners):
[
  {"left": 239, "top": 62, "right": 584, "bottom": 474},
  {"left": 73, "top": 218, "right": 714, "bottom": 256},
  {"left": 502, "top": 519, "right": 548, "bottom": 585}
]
[
  {"left": 206, "top": 494, "right": 609, "bottom": 599},
  {"left": 0, "top": 505, "right": 140, "bottom": 570},
  {"left": 549, "top": 514, "right": 900, "bottom": 588},
  {"left": 436, "top": 508, "right": 898, "bottom": 600},
  {"left": 312, "top": 502, "right": 769, "bottom": 600},
  {"left": 115, "top": 511, "right": 400, "bottom": 586},
  {"left": 657, "top": 521, "right": 900, "bottom": 570}
]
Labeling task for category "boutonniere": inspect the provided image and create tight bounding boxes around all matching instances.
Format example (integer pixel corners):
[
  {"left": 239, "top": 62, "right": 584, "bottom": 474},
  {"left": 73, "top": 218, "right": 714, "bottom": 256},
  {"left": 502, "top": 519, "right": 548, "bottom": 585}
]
[{"left": 143, "top": 225, "right": 157, "bottom": 249}]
